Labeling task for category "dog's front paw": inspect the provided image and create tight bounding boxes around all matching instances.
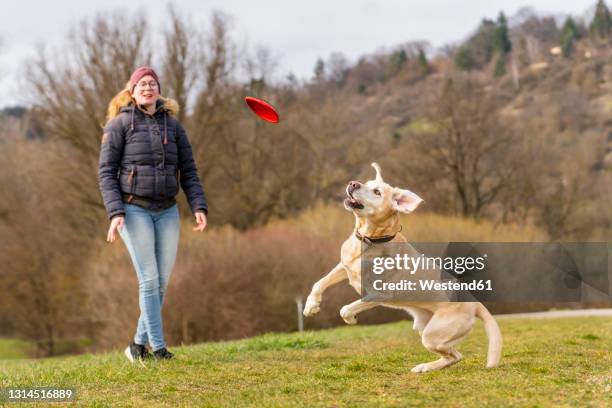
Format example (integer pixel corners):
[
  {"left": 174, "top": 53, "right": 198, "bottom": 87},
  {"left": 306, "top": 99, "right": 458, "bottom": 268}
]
[
  {"left": 340, "top": 306, "right": 357, "bottom": 325},
  {"left": 303, "top": 296, "right": 320, "bottom": 316}
]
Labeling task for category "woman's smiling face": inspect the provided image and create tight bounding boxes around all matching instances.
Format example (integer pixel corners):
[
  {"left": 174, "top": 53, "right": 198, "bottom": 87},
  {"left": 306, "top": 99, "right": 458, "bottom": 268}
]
[{"left": 131, "top": 75, "right": 159, "bottom": 107}]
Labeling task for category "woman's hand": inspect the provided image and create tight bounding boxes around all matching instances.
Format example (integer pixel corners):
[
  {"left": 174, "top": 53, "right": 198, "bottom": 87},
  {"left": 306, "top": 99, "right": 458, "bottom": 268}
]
[
  {"left": 193, "top": 211, "right": 207, "bottom": 232},
  {"left": 107, "top": 216, "right": 124, "bottom": 243}
]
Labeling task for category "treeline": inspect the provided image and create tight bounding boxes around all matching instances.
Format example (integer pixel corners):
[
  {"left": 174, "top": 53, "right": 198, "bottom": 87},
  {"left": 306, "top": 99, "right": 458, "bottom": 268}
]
[{"left": 0, "top": 2, "right": 611, "bottom": 356}]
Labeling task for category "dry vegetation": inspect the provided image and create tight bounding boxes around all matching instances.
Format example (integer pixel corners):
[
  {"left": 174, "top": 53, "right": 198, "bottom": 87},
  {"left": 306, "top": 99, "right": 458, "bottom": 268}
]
[{"left": 84, "top": 204, "right": 546, "bottom": 353}]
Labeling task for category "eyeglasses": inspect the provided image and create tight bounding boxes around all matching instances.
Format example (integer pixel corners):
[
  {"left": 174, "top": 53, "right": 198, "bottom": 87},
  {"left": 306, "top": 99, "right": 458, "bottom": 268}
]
[{"left": 136, "top": 81, "right": 158, "bottom": 89}]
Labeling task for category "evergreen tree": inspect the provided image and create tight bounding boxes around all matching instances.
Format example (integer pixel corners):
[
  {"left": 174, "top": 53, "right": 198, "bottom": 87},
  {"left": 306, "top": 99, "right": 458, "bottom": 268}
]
[
  {"left": 492, "top": 12, "right": 512, "bottom": 56},
  {"left": 387, "top": 49, "right": 407, "bottom": 78},
  {"left": 560, "top": 17, "right": 580, "bottom": 57},
  {"left": 494, "top": 54, "right": 506, "bottom": 77},
  {"left": 491, "top": 12, "right": 512, "bottom": 78},
  {"left": 455, "top": 46, "right": 475, "bottom": 71},
  {"left": 313, "top": 58, "right": 325, "bottom": 81},
  {"left": 417, "top": 48, "right": 431, "bottom": 74},
  {"left": 455, "top": 11, "right": 511, "bottom": 75},
  {"left": 590, "top": 0, "right": 611, "bottom": 39}
]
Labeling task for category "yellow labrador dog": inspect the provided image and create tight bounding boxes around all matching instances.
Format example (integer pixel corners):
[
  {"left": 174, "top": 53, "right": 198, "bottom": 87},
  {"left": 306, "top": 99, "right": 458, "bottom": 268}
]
[{"left": 304, "top": 163, "right": 502, "bottom": 372}]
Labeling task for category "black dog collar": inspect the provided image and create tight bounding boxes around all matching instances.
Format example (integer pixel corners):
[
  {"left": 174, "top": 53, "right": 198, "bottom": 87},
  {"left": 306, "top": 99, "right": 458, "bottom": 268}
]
[{"left": 354, "top": 230, "right": 397, "bottom": 245}]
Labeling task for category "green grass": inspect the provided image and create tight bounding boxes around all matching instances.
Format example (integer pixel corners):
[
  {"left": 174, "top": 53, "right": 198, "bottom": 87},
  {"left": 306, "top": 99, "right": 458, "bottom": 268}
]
[
  {"left": 0, "top": 338, "right": 31, "bottom": 360},
  {"left": 0, "top": 317, "right": 610, "bottom": 407}
]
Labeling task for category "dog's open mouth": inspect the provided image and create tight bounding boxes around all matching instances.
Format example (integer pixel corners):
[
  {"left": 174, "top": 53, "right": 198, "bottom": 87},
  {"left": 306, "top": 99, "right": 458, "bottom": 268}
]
[{"left": 344, "top": 191, "right": 364, "bottom": 210}]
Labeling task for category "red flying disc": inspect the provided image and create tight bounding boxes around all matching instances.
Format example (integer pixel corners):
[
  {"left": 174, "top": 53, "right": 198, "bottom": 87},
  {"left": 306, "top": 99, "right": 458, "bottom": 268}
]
[{"left": 244, "top": 96, "right": 279, "bottom": 123}]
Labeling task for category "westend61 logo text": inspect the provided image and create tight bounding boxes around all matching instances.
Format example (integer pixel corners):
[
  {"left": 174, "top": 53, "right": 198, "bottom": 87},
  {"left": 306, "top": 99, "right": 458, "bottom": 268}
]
[{"left": 372, "top": 253, "right": 487, "bottom": 275}]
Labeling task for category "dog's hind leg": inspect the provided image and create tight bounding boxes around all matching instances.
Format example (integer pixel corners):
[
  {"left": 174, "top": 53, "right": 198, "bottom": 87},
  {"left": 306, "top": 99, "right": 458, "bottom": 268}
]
[
  {"left": 410, "top": 310, "right": 474, "bottom": 373},
  {"left": 339, "top": 299, "right": 380, "bottom": 324},
  {"left": 304, "top": 262, "right": 347, "bottom": 316}
]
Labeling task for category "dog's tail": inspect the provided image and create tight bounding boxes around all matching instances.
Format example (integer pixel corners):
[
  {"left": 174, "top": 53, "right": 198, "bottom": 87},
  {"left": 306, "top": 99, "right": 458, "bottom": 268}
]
[{"left": 475, "top": 303, "right": 502, "bottom": 368}]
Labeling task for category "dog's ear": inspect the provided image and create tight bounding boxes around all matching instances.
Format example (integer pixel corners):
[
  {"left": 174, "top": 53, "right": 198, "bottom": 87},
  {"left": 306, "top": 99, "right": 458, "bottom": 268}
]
[
  {"left": 391, "top": 188, "right": 424, "bottom": 214},
  {"left": 372, "top": 162, "right": 383, "bottom": 182}
]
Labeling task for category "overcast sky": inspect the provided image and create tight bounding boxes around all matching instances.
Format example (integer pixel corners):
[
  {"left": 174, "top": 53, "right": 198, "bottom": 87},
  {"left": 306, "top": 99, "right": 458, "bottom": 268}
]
[{"left": 0, "top": 0, "right": 599, "bottom": 108}]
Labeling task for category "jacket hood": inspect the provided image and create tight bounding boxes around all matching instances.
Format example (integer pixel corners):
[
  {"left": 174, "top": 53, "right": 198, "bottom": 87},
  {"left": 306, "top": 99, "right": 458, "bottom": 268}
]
[
  {"left": 106, "top": 89, "right": 179, "bottom": 124},
  {"left": 118, "top": 97, "right": 179, "bottom": 116}
]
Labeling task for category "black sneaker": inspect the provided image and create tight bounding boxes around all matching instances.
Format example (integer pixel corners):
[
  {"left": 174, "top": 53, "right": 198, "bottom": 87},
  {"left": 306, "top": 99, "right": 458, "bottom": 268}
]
[
  {"left": 153, "top": 348, "right": 174, "bottom": 360},
  {"left": 124, "top": 342, "right": 150, "bottom": 363},
  {"left": 138, "top": 344, "right": 153, "bottom": 360}
]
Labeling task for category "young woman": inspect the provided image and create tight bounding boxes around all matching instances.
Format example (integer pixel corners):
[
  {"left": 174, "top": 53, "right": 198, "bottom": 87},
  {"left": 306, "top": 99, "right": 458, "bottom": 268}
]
[{"left": 98, "top": 66, "right": 208, "bottom": 362}]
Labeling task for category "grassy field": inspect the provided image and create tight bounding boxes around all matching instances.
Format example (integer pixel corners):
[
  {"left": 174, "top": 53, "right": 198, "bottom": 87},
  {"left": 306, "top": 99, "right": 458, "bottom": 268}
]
[
  {"left": 0, "top": 338, "right": 31, "bottom": 360},
  {"left": 0, "top": 316, "right": 610, "bottom": 407}
]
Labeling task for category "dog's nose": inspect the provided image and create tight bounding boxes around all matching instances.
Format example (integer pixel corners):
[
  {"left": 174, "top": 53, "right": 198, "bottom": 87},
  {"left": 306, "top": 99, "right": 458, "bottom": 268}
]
[{"left": 349, "top": 181, "right": 361, "bottom": 190}]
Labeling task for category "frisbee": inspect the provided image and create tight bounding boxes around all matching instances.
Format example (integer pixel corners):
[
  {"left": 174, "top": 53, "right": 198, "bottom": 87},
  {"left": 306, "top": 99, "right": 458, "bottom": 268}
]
[{"left": 244, "top": 96, "right": 280, "bottom": 123}]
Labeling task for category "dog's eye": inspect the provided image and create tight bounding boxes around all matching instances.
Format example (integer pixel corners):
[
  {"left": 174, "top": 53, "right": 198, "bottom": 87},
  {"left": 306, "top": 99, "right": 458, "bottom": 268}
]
[{"left": 373, "top": 189, "right": 381, "bottom": 196}]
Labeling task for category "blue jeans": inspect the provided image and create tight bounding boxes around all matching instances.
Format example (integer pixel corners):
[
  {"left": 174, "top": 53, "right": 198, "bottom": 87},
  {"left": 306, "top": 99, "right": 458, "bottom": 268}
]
[{"left": 118, "top": 203, "right": 180, "bottom": 351}]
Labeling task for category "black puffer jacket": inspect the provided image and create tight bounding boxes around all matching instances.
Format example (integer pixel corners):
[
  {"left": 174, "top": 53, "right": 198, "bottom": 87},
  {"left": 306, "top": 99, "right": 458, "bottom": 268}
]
[{"left": 98, "top": 98, "right": 208, "bottom": 220}]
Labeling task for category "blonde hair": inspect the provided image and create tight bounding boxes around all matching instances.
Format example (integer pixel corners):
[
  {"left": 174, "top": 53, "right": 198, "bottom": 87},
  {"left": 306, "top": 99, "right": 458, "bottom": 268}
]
[{"left": 106, "top": 81, "right": 135, "bottom": 124}]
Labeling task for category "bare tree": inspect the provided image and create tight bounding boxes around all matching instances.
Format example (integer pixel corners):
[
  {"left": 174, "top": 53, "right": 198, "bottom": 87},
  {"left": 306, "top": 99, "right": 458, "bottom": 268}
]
[
  {"left": 0, "top": 139, "right": 95, "bottom": 356},
  {"left": 162, "top": 5, "right": 197, "bottom": 124},
  {"left": 327, "top": 52, "right": 350, "bottom": 87},
  {"left": 398, "top": 75, "right": 518, "bottom": 218},
  {"left": 189, "top": 11, "right": 239, "bottom": 176},
  {"left": 24, "top": 12, "right": 150, "bottom": 233}
]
